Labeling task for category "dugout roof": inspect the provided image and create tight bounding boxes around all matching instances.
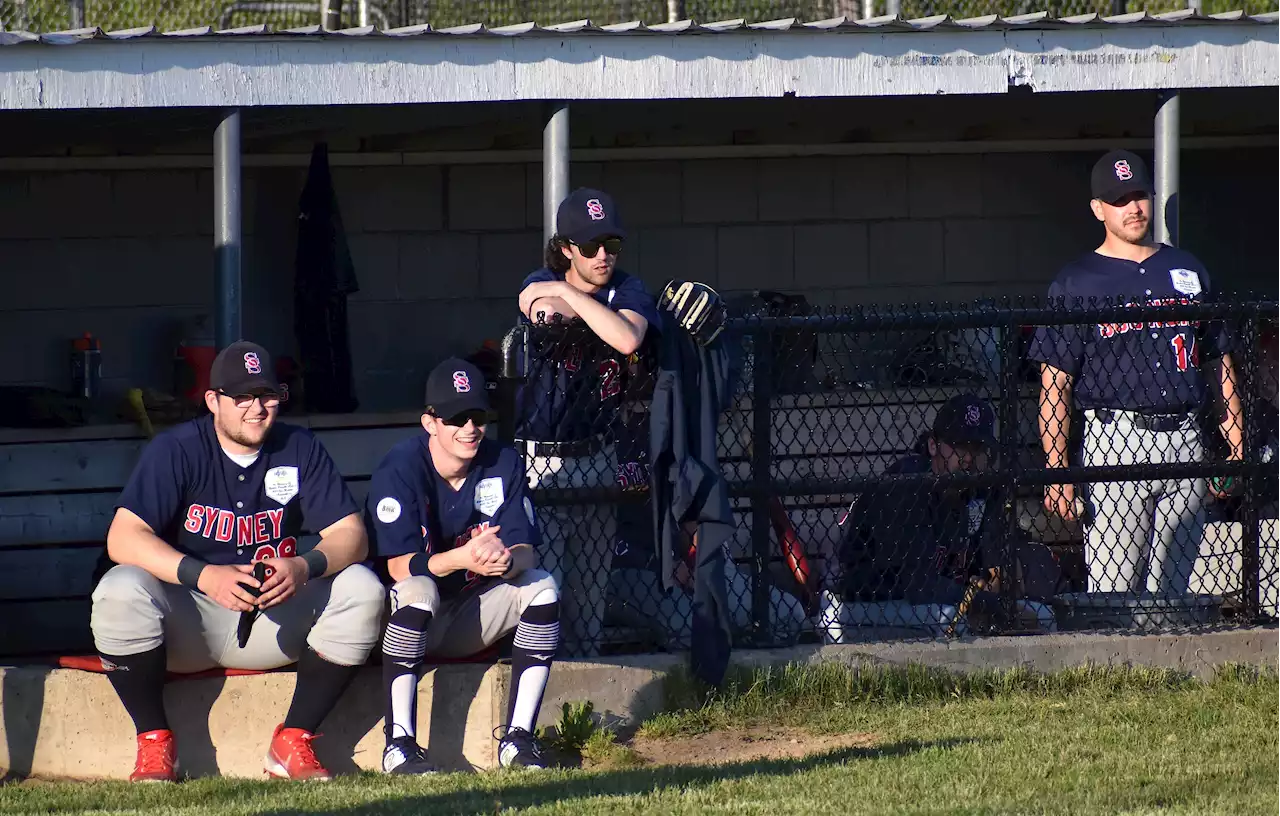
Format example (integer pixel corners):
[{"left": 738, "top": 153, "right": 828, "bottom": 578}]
[{"left": 0, "top": 9, "right": 1276, "bottom": 110}]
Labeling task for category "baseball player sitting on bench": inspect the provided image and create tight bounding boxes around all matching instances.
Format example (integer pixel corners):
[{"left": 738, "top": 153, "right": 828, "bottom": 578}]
[
  {"left": 367, "top": 358, "right": 559, "bottom": 774},
  {"left": 837, "top": 394, "right": 1062, "bottom": 632},
  {"left": 515, "top": 187, "right": 660, "bottom": 656},
  {"left": 91, "top": 341, "right": 385, "bottom": 783}
]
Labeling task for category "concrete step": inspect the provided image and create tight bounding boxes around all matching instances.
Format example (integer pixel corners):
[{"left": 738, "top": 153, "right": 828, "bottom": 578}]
[
  {"left": 0, "top": 663, "right": 500, "bottom": 780},
  {"left": 0, "top": 655, "right": 675, "bottom": 781}
]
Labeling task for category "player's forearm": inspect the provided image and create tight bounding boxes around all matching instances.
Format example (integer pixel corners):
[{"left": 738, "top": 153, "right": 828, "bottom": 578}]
[
  {"left": 527, "top": 296, "right": 578, "bottom": 322},
  {"left": 310, "top": 514, "right": 368, "bottom": 575},
  {"left": 427, "top": 547, "right": 468, "bottom": 578},
  {"left": 1218, "top": 353, "right": 1245, "bottom": 459},
  {"left": 1039, "top": 365, "right": 1073, "bottom": 470},
  {"left": 560, "top": 288, "right": 645, "bottom": 355},
  {"left": 106, "top": 522, "right": 187, "bottom": 584}
]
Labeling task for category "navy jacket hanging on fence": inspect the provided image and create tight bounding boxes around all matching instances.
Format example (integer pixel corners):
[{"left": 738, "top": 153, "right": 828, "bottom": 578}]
[{"left": 648, "top": 310, "right": 734, "bottom": 687}]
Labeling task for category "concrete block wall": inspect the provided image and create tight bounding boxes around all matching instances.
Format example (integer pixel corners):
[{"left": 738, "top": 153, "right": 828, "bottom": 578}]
[{"left": 0, "top": 148, "right": 1274, "bottom": 413}]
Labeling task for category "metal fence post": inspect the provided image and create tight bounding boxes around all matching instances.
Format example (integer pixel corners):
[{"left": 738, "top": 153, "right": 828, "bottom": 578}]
[
  {"left": 997, "top": 312, "right": 1021, "bottom": 631},
  {"left": 214, "top": 109, "right": 242, "bottom": 351},
  {"left": 68, "top": 0, "right": 85, "bottom": 28},
  {"left": 1238, "top": 315, "right": 1262, "bottom": 621},
  {"left": 750, "top": 326, "right": 775, "bottom": 645}
]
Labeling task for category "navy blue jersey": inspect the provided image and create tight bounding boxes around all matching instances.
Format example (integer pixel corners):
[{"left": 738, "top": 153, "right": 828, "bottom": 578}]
[
  {"left": 1027, "top": 244, "right": 1232, "bottom": 413},
  {"left": 365, "top": 436, "right": 540, "bottom": 598},
  {"left": 115, "top": 415, "right": 357, "bottom": 566},
  {"left": 515, "top": 267, "right": 660, "bottom": 442}
]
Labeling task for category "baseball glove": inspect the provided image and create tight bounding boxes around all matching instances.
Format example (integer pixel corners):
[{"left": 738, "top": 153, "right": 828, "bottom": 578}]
[{"left": 659, "top": 279, "right": 727, "bottom": 346}]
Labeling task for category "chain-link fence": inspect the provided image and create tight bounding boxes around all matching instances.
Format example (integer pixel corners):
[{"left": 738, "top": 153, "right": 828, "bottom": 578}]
[
  {"left": 492, "top": 295, "right": 1277, "bottom": 658},
  {"left": 4, "top": 0, "right": 1276, "bottom": 34}
]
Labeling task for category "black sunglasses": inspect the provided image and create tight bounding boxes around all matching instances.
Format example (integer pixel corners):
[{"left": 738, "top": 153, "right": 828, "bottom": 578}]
[
  {"left": 572, "top": 237, "right": 623, "bottom": 258},
  {"left": 440, "top": 409, "right": 497, "bottom": 428}
]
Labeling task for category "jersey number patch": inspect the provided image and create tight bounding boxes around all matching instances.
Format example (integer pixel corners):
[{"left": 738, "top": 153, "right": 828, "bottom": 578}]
[
  {"left": 1170, "top": 333, "right": 1199, "bottom": 372},
  {"left": 253, "top": 536, "right": 298, "bottom": 579},
  {"left": 599, "top": 359, "right": 622, "bottom": 400}
]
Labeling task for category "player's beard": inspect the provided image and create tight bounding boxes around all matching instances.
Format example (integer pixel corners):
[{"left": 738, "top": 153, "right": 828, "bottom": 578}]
[{"left": 217, "top": 412, "right": 272, "bottom": 450}]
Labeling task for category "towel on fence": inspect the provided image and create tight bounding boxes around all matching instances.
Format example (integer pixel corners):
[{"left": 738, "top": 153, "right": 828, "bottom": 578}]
[{"left": 648, "top": 310, "right": 734, "bottom": 687}]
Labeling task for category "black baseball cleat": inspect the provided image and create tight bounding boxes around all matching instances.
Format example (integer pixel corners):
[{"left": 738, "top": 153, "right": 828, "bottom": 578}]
[
  {"left": 496, "top": 727, "right": 550, "bottom": 770},
  {"left": 382, "top": 737, "right": 439, "bottom": 775}
]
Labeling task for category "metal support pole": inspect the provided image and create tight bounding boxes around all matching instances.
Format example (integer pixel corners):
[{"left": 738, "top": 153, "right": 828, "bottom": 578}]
[
  {"left": 863, "top": 0, "right": 876, "bottom": 19},
  {"left": 1239, "top": 316, "right": 1262, "bottom": 621},
  {"left": 666, "top": 0, "right": 686, "bottom": 23},
  {"left": 543, "top": 102, "right": 570, "bottom": 248},
  {"left": 69, "top": 0, "right": 86, "bottom": 28},
  {"left": 214, "top": 109, "right": 243, "bottom": 351},
  {"left": 1154, "top": 90, "right": 1180, "bottom": 247},
  {"left": 358, "top": 0, "right": 368, "bottom": 26}
]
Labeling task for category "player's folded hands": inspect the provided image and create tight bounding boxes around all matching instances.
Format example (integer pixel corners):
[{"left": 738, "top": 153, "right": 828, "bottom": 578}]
[
  {"left": 467, "top": 526, "right": 512, "bottom": 576},
  {"left": 254, "top": 556, "right": 309, "bottom": 609},
  {"left": 197, "top": 563, "right": 262, "bottom": 612}
]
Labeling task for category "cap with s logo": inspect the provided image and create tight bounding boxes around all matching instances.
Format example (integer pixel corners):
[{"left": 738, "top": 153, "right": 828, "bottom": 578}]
[
  {"left": 424, "top": 357, "right": 491, "bottom": 420},
  {"left": 209, "top": 340, "right": 279, "bottom": 395},
  {"left": 556, "top": 188, "right": 627, "bottom": 245},
  {"left": 1090, "top": 149, "right": 1153, "bottom": 205}
]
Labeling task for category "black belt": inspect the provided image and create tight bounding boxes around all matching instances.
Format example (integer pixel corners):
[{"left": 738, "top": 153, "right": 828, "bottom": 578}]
[
  {"left": 1092, "top": 409, "right": 1195, "bottom": 433},
  {"left": 522, "top": 438, "right": 601, "bottom": 458}
]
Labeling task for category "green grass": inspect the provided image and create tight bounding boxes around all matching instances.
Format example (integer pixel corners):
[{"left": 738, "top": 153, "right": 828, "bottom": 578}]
[{"left": 1, "top": 662, "right": 1276, "bottom": 814}]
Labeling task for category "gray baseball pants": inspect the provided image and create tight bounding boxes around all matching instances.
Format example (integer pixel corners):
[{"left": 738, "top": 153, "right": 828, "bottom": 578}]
[
  {"left": 389, "top": 569, "right": 558, "bottom": 657},
  {"left": 1081, "top": 409, "right": 1207, "bottom": 595},
  {"left": 91, "top": 563, "right": 385, "bottom": 671}
]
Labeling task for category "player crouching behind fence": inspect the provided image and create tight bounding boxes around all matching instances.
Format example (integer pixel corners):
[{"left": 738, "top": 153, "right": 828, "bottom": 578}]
[
  {"left": 366, "top": 358, "right": 559, "bottom": 774},
  {"left": 90, "top": 341, "right": 385, "bottom": 783}
]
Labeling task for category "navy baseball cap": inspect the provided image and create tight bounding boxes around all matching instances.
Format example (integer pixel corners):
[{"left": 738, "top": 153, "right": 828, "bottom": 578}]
[
  {"left": 210, "top": 341, "right": 279, "bottom": 395},
  {"left": 424, "top": 357, "right": 491, "bottom": 420},
  {"left": 556, "top": 188, "right": 627, "bottom": 245},
  {"left": 933, "top": 394, "right": 996, "bottom": 447},
  {"left": 1091, "top": 149, "right": 1153, "bottom": 204}
]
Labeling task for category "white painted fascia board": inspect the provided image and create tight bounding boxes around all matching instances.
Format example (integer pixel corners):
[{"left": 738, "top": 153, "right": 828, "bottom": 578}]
[{"left": 0, "top": 25, "right": 1274, "bottom": 111}]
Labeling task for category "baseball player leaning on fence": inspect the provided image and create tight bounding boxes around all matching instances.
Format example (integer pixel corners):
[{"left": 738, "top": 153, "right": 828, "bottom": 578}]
[
  {"left": 1028, "top": 149, "right": 1245, "bottom": 597},
  {"left": 515, "top": 188, "right": 661, "bottom": 656},
  {"left": 90, "top": 341, "right": 385, "bottom": 783}
]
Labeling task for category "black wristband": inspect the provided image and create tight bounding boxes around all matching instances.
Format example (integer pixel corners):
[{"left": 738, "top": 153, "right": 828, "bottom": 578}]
[
  {"left": 177, "top": 556, "right": 208, "bottom": 591},
  {"left": 409, "top": 552, "right": 432, "bottom": 577},
  {"left": 301, "top": 549, "right": 328, "bottom": 580}
]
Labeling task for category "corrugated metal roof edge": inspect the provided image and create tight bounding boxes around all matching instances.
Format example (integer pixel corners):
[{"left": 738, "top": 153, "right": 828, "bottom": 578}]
[{"left": 1, "top": 8, "right": 1276, "bottom": 46}]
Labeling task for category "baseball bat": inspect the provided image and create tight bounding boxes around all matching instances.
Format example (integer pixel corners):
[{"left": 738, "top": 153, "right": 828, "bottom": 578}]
[
  {"left": 236, "top": 561, "right": 268, "bottom": 648},
  {"left": 944, "top": 568, "right": 999, "bottom": 639}
]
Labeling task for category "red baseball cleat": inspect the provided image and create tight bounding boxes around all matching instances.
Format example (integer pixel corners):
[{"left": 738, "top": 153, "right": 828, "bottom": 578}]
[
  {"left": 263, "top": 723, "right": 332, "bottom": 781},
  {"left": 130, "top": 729, "right": 178, "bottom": 783}
]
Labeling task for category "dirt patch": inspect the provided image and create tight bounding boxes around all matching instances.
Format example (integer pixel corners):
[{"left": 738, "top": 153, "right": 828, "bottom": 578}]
[{"left": 625, "top": 727, "right": 877, "bottom": 768}]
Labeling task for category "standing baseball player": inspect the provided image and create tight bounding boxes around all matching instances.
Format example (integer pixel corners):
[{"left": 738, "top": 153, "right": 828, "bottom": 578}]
[
  {"left": 90, "top": 341, "right": 385, "bottom": 783},
  {"left": 369, "top": 358, "right": 558, "bottom": 773},
  {"left": 515, "top": 187, "right": 660, "bottom": 655},
  {"left": 1029, "top": 149, "right": 1244, "bottom": 595}
]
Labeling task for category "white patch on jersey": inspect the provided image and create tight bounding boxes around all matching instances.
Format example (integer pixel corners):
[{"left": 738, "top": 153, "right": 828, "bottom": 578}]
[
  {"left": 1169, "top": 268, "right": 1202, "bottom": 296},
  {"left": 264, "top": 466, "right": 299, "bottom": 505},
  {"left": 376, "top": 497, "right": 402, "bottom": 524},
  {"left": 524, "top": 496, "right": 536, "bottom": 525},
  {"left": 474, "top": 477, "right": 505, "bottom": 517},
  {"left": 967, "top": 499, "right": 985, "bottom": 536}
]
